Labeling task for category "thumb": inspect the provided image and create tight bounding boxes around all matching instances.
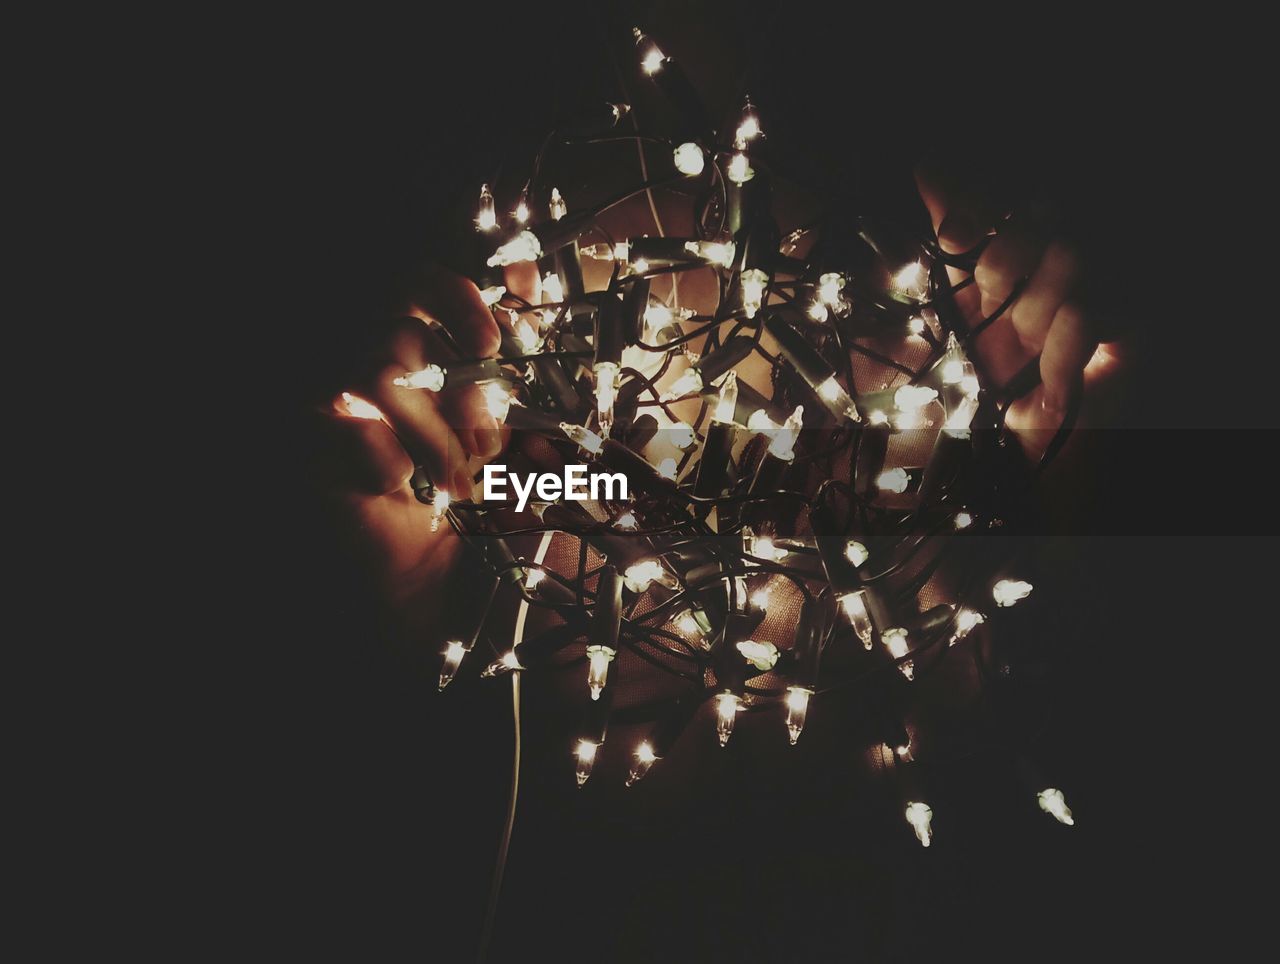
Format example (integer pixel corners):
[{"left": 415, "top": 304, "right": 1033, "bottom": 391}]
[{"left": 913, "top": 157, "right": 997, "bottom": 255}]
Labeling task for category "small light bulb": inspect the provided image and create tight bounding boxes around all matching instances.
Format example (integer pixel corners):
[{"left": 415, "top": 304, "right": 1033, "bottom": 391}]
[
  {"left": 715, "top": 692, "right": 741, "bottom": 747},
  {"left": 816, "top": 375, "right": 861, "bottom": 423},
  {"left": 669, "top": 421, "right": 696, "bottom": 450},
  {"left": 818, "top": 273, "right": 844, "bottom": 307},
  {"left": 641, "top": 47, "right": 665, "bottom": 74},
  {"left": 726, "top": 151, "right": 754, "bottom": 185},
  {"left": 541, "top": 272, "right": 565, "bottom": 304},
  {"left": 630, "top": 258, "right": 650, "bottom": 275},
  {"left": 747, "top": 409, "right": 777, "bottom": 433},
  {"left": 524, "top": 567, "right": 546, "bottom": 591},
  {"left": 767, "top": 405, "right": 804, "bottom": 461},
  {"left": 907, "top": 316, "right": 926, "bottom": 336},
  {"left": 476, "top": 183, "right": 497, "bottom": 232},
  {"left": 876, "top": 467, "right": 911, "bottom": 494},
  {"left": 479, "top": 285, "right": 506, "bottom": 307},
  {"left": 684, "top": 240, "right": 736, "bottom": 268},
  {"left": 749, "top": 587, "right": 771, "bottom": 609},
  {"left": 673, "top": 142, "right": 705, "bottom": 176},
  {"left": 785, "top": 687, "right": 812, "bottom": 745},
  {"left": 623, "top": 559, "right": 673, "bottom": 593},
  {"left": 839, "top": 590, "right": 875, "bottom": 649},
  {"left": 735, "top": 98, "right": 761, "bottom": 145},
  {"left": 656, "top": 457, "right": 678, "bottom": 480},
  {"left": 514, "top": 318, "right": 541, "bottom": 353},
  {"left": 339, "top": 392, "right": 384, "bottom": 421},
  {"left": 643, "top": 303, "right": 675, "bottom": 341},
  {"left": 586, "top": 645, "right": 616, "bottom": 701},
  {"left": 429, "top": 487, "right": 451, "bottom": 533},
  {"left": 893, "top": 261, "right": 929, "bottom": 301},
  {"left": 513, "top": 191, "right": 530, "bottom": 224},
  {"left": 627, "top": 741, "right": 659, "bottom": 786},
  {"left": 713, "top": 371, "right": 739, "bottom": 424},
  {"left": 614, "top": 511, "right": 637, "bottom": 530},
  {"left": 993, "top": 579, "right": 1034, "bottom": 608},
  {"left": 845, "top": 541, "right": 869, "bottom": 567},
  {"left": 439, "top": 640, "right": 468, "bottom": 691},
  {"left": 482, "top": 651, "right": 523, "bottom": 678},
  {"left": 736, "top": 639, "right": 779, "bottom": 671},
  {"left": 479, "top": 381, "right": 513, "bottom": 422},
  {"left": 905, "top": 801, "right": 933, "bottom": 847},
  {"left": 882, "top": 627, "right": 913, "bottom": 680},
  {"left": 560, "top": 422, "right": 604, "bottom": 456},
  {"left": 575, "top": 740, "right": 599, "bottom": 787},
  {"left": 1037, "top": 788, "right": 1075, "bottom": 826},
  {"left": 739, "top": 268, "right": 768, "bottom": 318},
  {"left": 895, "top": 385, "right": 938, "bottom": 412},
  {"left": 580, "top": 242, "right": 629, "bottom": 261},
  {"left": 549, "top": 187, "right": 567, "bottom": 221},
  {"left": 661, "top": 367, "right": 704, "bottom": 401},
  {"left": 950, "top": 608, "right": 984, "bottom": 645},
  {"left": 393, "top": 365, "right": 446, "bottom": 392},
  {"left": 677, "top": 611, "right": 701, "bottom": 637},
  {"left": 954, "top": 511, "right": 973, "bottom": 530},
  {"left": 944, "top": 393, "right": 979, "bottom": 431},
  {"left": 895, "top": 742, "right": 913, "bottom": 761},
  {"left": 594, "top": 362, "right": 620, "bottom": 437},
  {"left": 486, "top": 230, "right": 543, "bottom": 268},
  {"left": 807, "top": 301, "right": 829, "bottom": 322}
]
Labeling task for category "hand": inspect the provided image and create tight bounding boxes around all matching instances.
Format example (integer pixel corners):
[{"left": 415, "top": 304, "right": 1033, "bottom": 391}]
[
  {"left": 914, "top": 162, "right": 1127, "bottom": 460},
  {"left": 306, "top": 262, "right": 538, "bottom": 612}
]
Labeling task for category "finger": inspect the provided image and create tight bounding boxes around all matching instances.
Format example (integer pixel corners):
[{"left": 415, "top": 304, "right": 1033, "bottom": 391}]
[
  {"left": 403, "top": 263, "right": 502, "bottom": 358},
  {"left": 440, "top": 381, "right": 502, "bottom": 459},
  {"left": 504, "top": 261, "right": 541, "bottom": 305},
  {"left": 303, "top": 400, "right": 415, "bottom": 496},
  {"left": 914, "top": 159, "right": 1005, "bottom": 255},
  {"left": 1040, "top": 300, "right": 1095, "bottom": 417},
  {"left": 974, "top": 215, "right": 1048, "bottom": 319},
  {"left": 1010, "top": 241, "right": 1079, "bottom": 354}
]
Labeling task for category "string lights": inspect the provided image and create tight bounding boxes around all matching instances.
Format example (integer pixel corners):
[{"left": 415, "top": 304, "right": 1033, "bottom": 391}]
[{"left": 398, "top": 26, "right": 1081, "bottom": 848}]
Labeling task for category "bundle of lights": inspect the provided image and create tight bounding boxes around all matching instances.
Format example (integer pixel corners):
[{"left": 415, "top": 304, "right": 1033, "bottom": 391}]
[{"left": 389, "top": 27, "right": 1080, "bottom": 846}]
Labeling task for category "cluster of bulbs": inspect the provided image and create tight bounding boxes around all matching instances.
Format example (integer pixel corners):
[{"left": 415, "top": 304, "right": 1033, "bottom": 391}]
[{"left": 369, "top": 26, "right": 1079, "bottom": 847}]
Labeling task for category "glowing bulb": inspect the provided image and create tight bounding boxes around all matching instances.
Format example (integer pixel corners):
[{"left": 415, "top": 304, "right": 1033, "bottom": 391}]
[
  {"left": 727, "top": 152, "right": 754, "bottom": 185},
  {"left": 594, "top": 362, "right": 620, "bottom": 437},
  {"left": 482, "top": 651, "right": 522, "bottom": 678},
  {"left": 993, "top": 579, "right": 1033, "bottom": 608},
  {"left": 749, "top": 587, "right": 771, "bottom": 609},
  {"left": 439, "top": 640, "right": 468, "bottom": 691},
  {"left": 549, "top": 187, "right": 567, "bottom": 221},
  {"left": 575, "top": 740, "right": 599, "bottom": 787},
  {"left": 393, "top": 365, "right": 446, "bottom": 392},
  {"left": 479, "top": 285, "right": 506, "bottom": 307},
  {"left": 740, "top": 267, "right": 768, "bottom": 318},
  {"left": 668, "top": 421, "right": 696, "bottom": 450},
  {"left": 624, "top": 558, "right": 674, "bottom": 593},
  {"left": 627, "top": 741, "right": 659, "bottom": 786},
  {"left": 514, "top": 318, "right": 541, "bottom": 353},
  {"left": 954, "top": 511, "right": 973, "bottom": 529},
  {"left": 895, "top": 742, "right": 913, "bottom": 760},
  {"left": 950, "top": 608, "right": 984, "bottom": 645},
  {"left": 486, "top": 230, "right": 542, "bottom": 268},
  {"left": 893, "top": 409, "right": 928, "bottom": 431},
  {"left": 942, "top": 357, "right": 975, "bottom": 386},
  {"left": 476, "top": 183, "right": 497, "bottom": 231},
  {"left": 524, "top": 567, "right": 546, "bottom": 592},
  {"left": 1037, "top": 788, "right": 1075, "bottom": 826},
  {"left": 641, "top": 47, "right": 665, "bottom": 74},
  {"left": 614, "top": 511, "right": 637, "bottom": 530},
  {"left": 785, "top": 687, "right": 811, "bottom": 745},
  {"left": 743, "top": 525, "right": 788, "bottom": 562},
  {"left": 736, "top": 639, "right": 779, "bottom": 671},
  {"left": 905, "top": 801, "right": 933, "bottom": 847},
  {"left": 868, "top": 410, "right": 889, "bottom": 426},
  {"left": 560, "top": 422, "right": 604, "bottom": 456},
  {"left": 673, "top": 142, "right": 705, "bottom": 176},
  {"left": 630, "top": 258, "right": 650, "bottom": 275},
  {"left": 429, "top": 487, "right": 451, "bottom": 532},
  {"left": 893, "top": 261, "right": 929, "bottom": 301},
  {"left": 816, "top": 375, "right": 861, "bottom": 422},
  {"left": 480, "top": 383, "right": 513, "bottom": 423},
  {"left": 907, "top": 316, "right": 926, "bottom": 336},
  {"left": 713, "top": 370, "right": 739, "bottom": 424},
  {"left": 944, "top": 393, "right": 978, "bottom": 431},
  {"left": 845, "top": 541, "right": 869, "bottom": 567},
  {"left": 876, "top": 467, "right": 910, "bottom": 494},
  {"left": 882, "top": 627, "right": 913, "bottom": 680},
  {"left": 807, "top": 301, "right": 829, "bottom": 323},
  {"left": 541, "top": 272, "right": 565, "bottom": 304},
  {"left": 513, "top": 191, "right": 530, "bottom": 224},
  {"left": 818, "top": 273, "right": 844, "bottom": 306},
  {"left": 657, "top": 457, "right": 678, "bottom": 480},
  {"left": 839, "top": 590, "right": 875, "bottom": 648},
  {"left": 339, "top": 392, "right": 383, "bottom": 421},
  {"left": 586, "top": 645, "right": 616, "bottom": 701},
  {"left": 661, "top": 367, "right": 704, "bottom": 401},
  {"left": 684, "top": 240, "right": 736, "bottom": 268},
  {"left": 715, "top": 693, "right": 741, "bottom": 747},
  {"left": 580, "top": 242, "right": 630, "bottom": 261},
  {"left": 895, "top": 385, "right": 938, "bottom": 412},
  {"left": 767, "top": 405, "right": 804, "bottom": 461},
  {"left": 748, "top": 409, "right": 777, "bottom": 433},
  {"left": 643, "top": 303, "right": 674, "bottom": 339},
  {"left": 735, "top": 99, "right": 761, "bottom": 146}
]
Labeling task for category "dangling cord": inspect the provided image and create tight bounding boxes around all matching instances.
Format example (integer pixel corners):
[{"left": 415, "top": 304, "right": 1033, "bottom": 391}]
[{"left": 476, "top": 529, "right": 555, "bottom": 964}]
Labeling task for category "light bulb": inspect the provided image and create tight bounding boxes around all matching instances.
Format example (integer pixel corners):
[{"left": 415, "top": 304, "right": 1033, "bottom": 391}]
[
  {"left": 393, "top": 364, "right": 446, "bottom": 392},
  {"left": 614, "top": 511, "right": 637, "bottom": 530},
  {"left": 549, "top": 187, "right": 567, "bottom": 221},
  {"left": 656, "top": 457, "right": 678, "bottom": 480},
  {"left": 893, "top": 409, "right": 928, "bottom": 432},
  {"left": 513, "top": 190, "right": 530, "bottom": 224},
  {"left": 482, "top": 651, "right": 522, "bottom": 678},
  {"left": 339, "top": 392, "right": 384, "bottom": 421},
  {"left": 661, "top": 367, "right": 704, "bottom": 401},
  {"left": 727, "top": 151, "right": 754, "bottom": 185},
  {"left": 581, "top": 241, "right": 630, "bottom": 261},
  {"left": 631, "top": 258, "right": 650, "bottom": 275},
  {"left": 542, "top": 272, "right": 565, "bottom": 304},
  {"left": 905, "top": 801, "right": 933, "bottom": 847},
  {"left": 907, "top": 316, "right": 926, "bottom": 336},
  {"left": 713, "top": 371, "right": 739, "bottom": 424},
  {"left": 594, "top": 362, "right": 620, "bottom": 437},
  {"left": 574, "top": 740, "right": 599, "bottom": 787},
  {"left": 882, "top": 627, "right": 913, "bottom": 680},
  {"left": 560, "top": 422, "right": 604, "bottom": 456},
  {"left": 868, "top": 409, "right": 889, "bottom": 426},
  {"left": 735, "top": 99, "right": 761, "bottom": 146},
  {"left": 895, "top": 741, "right": 913, "bottom": 761},
  {"left": 479, "top": 285, "right": 506, "bottom": 307},
  {"left": 684, "top": 240, "right": 736, "bottom": 268},
  {"left": 767, "top": 405, "right": 804, "bottom": 461},
  {"left": 1037, "top": 788, "right": 1075, "bottom": 826},
  {"left": 640, "top": 44, "right": 665, "bottom": 74},
  {"left": 523, "top": 568, "right": 546, "bottom": 593},
  {"left": 954, "top": 511, "right": 973, "bottom": 530},
  {"left": 749, "top": 587, "right": 771, "bottom": 609},
  {"left": 895, "top": 385, "right": 938, "bottom": 412},
  {"left": 736, "top": 639, "right": 779, "bottom": 671},
  {"left": 439, "top": 640, "right": 468, "bottom": 691},
  {"left": 623, "top": 558, "right": 675, "bottom": 593},
  {"left": 715, "top": 692, "right": 741, "bottom": 747},
  {"left": 876, "top": 467, "right": 911, "bottom": 494},
  {"left": 476, "top": 183, "right": 497, "bottom": 232},
  {"left": 748, "top": 409, "right": 777, "bottom": 433},
  {"left": 818, "top": 272, "right": 844, "bottom": 307},
  {"left": 486, "top": 230, "right": 542, "bottom": 268},
  {"left": 944, "top": 393, "right": 978, "bottom": 431},
  {"left": 515, "top": 318, "right": 541, "bottom": 353},
  {"left": 807, "top": 301, "right": 829, "bottom": 322},
  {"left": 892, "top": 261, "right": 929, "bottom": 301},
  {"left": 739, "top": 268, "right": 768, "bottom": 318},
  {"left": 845, "top": 541, "right": 869, "bottom": 567},
  {"left": 627, "top": 741, "right": 659, "bottom": 786},
  {"left": 673, "top": 142, "right": 705, "bottom": 176},
  {"left": 839, "top": 590, "right": 875, "bottom": 649},
  {"left": 992, "top": 579, "right": 1033, "bottom": 608},
  {"left": 668, "top": 421, "right": 696, "bottom": 450},
  {"left": 479, "top": 382, "right": 513, "bottom": 422},
  {"left": 942, "top": 357, "right": 975, "bottom": 386},
  {"left": 816, "top": 375, "right": 861, "bottom": 423},
  {"left": 742, "top": 525, "right": 787, "bottom": 562},
  {"left": 586, "top": 645, "right": 616, "bottom": 701},
  {"left": 785, "top": 687, "right": 812, "bottom": 745},
  {"left": 949, "top": 608, "right": 984, "bottom": 645}
]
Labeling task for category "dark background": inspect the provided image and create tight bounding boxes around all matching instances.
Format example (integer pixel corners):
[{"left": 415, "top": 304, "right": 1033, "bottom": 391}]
[{"left": 217, "top": 3, "right": 1275, "bottom": 961}]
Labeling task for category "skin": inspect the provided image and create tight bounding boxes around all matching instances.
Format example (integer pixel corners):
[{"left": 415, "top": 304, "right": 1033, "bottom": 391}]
[{"left": 309, "top": 176, "right": 1126, "bottom": 615}]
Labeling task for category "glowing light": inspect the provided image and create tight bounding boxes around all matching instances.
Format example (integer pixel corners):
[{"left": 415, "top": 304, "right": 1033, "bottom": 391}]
[
  {"left": 662, "top": 367, "right": 704, "bottom": 401},
  {"left": 542, "top": 272, "right": 565, "bottom": 304},
  {"left": 839, "top": 590, "right": 875, "bottom": 648},
  {"left": 736, "top": 639, "right": 779, "bottom": 671},
  {"left": 895, "top": 385, "right": 938, "bottom": 412},
  {"left": 524, "top": 567, "right": 546, "bottom": 591},
  {"left": 575, "top": 740, "right": 599, "bottom": 787},
  {"left": 992, "top": 579, "right": 1033, "bottom": 608},
  {"left": 627, "top": 742, "right": 659, "bottom": 786},
  {"left": 807, "top": 301, "right": 829, "bottom": 322},
  {"left": 876, "top": 467, "right": 910, "bottom": 494},
  {"left": 785, "top": 687, "right": 812, "bottom": 745},
  {"left": 393, "top": 365, "right": 446, "bottom": 392},
  {"left": 882, "top": 627, "right": 913, "bottom": 680},
  {"left": 560, "top": 422, "right": 605, "bottom": 456},
  {"left": 740, "top": 268, "right": 768, "bottom": 318},
  {"left": 818, "top": 273, "right": 844, "bottom": 307},
  {"left": 429, "top": 487, "right": 451, "bottom": 533},
  {"left": 815, "top": 375, "right": 861, "bottom": 422},
  {"left": 586, "top": 645, "right": 616, "bottom": 701},
  {"left": 479, "top": 285, "right": 506, "bottom": 307},
  {"left": 669, "top": 421, "right": 696, "bottom": 450},
  {"left": 594, "top": 362, "right": 620, "bottom": 437},
  {"left": 513, "top": 191, "right": 530, "bottom": 224},
  {"left": 767, "top": 405, "right": 804, "bottom": 461},
  {"left": 515, "top": 319, "right": 541, "bottom": 353},
  {"left": 905, "top": 801, "right": 933, "bottom": 847},
  {"left": 713, "top": 370, "right": 739, "bottom": 424},
  {"left": 642, "top": 48, "right": 665, "bottom": 74},
  {"left": 482, "top": 651, "right": 522, "bottom": 678},
  {"left": 735, "top": 99, "right": 762, "bottom": 146},
  {"left": 684, "top": 240, "right": 736, "bottom": 268},
  {"left": 549, "top": 187, "right": 567, "bottom": 221},
  {"left": 486, "top": 230, "right": 542, "bottom": 268},
  {"left": 715, "top": 693, "right": 741, "bottom": 746},
  {"left": 893, "top": 260, "right": 929, "bottom": 301},
  {"left": 339, "top": 392, "right": 384, "bottom": 421},
  {"left": 868, "top": 409, "right": 889, "bottom": 426},
  {"left": 950, "top": 608, "right": 984, "bottom": 645},
  {"left": 657, "top": 457, "right": 678, "bottom": 480},
  {"left": 624, "top": 559, "right": 675, "bottom": 593},
  {"left": 439, "top": 640, "right": 468, "bottom": 691},
  {"left": 476, "top": 183, "right": 497, "bottom": 231},
  {"left": 749, "top": 587, "right": 771, "bottom": 609},
  {"left": 845, "top": 541, "right": 869, "bottom": 567},
  {"left": 630, "top": 258, "right": 650, "bottom": 275},
  {"left": 614, "top": 511, "right": 637, "bottom": 530},
  {"left": 743, "top": 525, "right": 788, "bottom": 562},
  {"left": 954, "top": 511, "right": 973, "bottom": 529},
  {"left": 673, "top": 142, "right": 705, "bottom": 176},
  {"left": 1037, "top": 788, "right": 1075, "bottom": 826},
  {"left": 908, "top": 316, "right": 926, "bottom": 335},
  {"left": 727, "top": 152, "right": 754, "bottom": 185}
]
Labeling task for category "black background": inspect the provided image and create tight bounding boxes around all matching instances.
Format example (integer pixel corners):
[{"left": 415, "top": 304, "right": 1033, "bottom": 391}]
[{"left": 210, "top": 2, "right": 1276, "bottom": 961}]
